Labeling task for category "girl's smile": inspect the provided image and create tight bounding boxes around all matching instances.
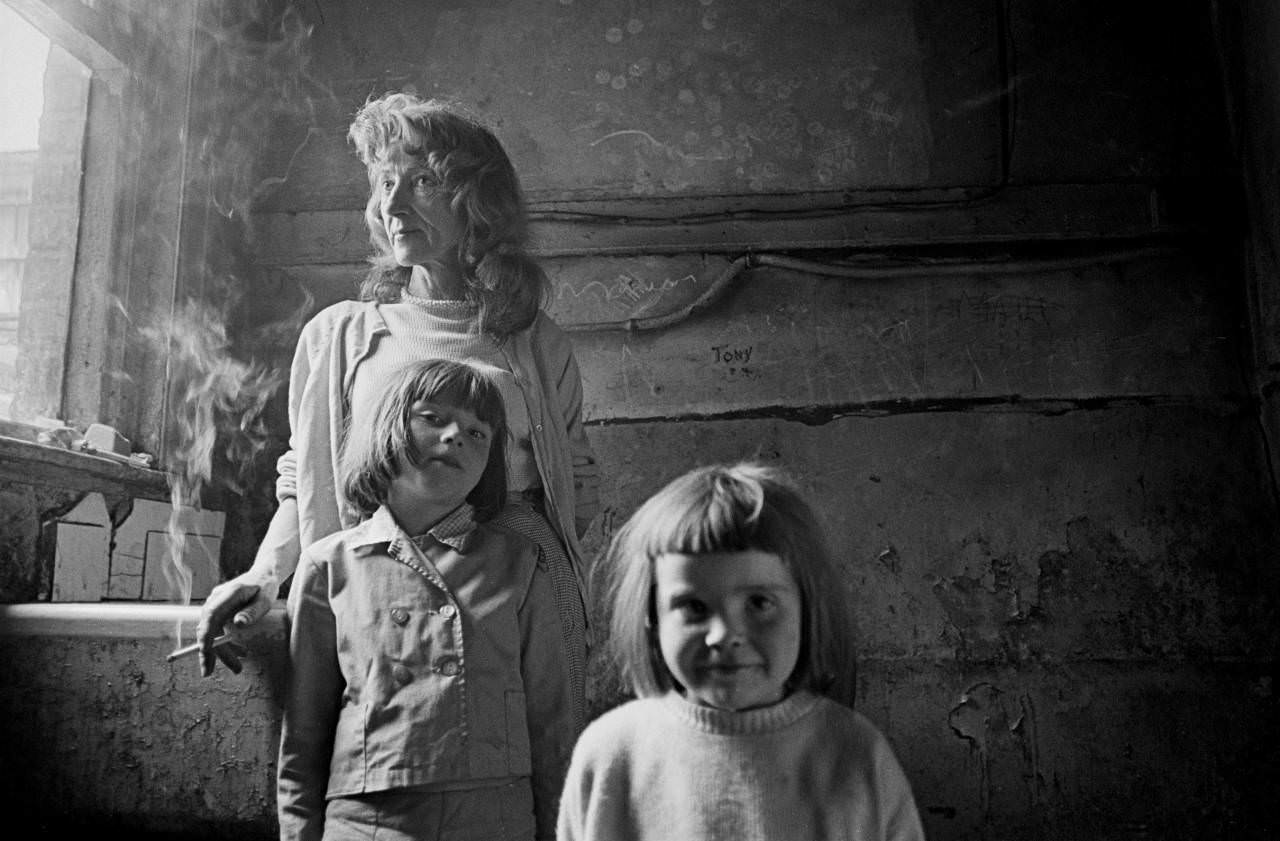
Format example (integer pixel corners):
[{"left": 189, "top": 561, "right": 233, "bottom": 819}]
[{"left": 653, "top": 549, "right": 802, "bottom": 711}]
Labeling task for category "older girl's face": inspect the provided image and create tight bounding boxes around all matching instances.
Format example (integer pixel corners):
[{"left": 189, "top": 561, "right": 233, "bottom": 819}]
[
  {"left": 654, "top": 549, "right": 802, "bottom": 711},
  {"left": 374, "top": 144, "right": 464, "bottom": 267},
  {"left": 391, "top": 399, "right": 492, "bottom": 512}
]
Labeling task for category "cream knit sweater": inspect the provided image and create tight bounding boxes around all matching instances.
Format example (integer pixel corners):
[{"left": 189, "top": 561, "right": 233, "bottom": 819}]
[{"left": 557, "top": 691, "right": 925, "bottom": 841}]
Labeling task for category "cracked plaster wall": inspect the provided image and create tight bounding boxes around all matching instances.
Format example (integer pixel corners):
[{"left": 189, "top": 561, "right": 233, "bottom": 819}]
[{"left": 3, "top": 0, "right": 1279, "bottom": 838}]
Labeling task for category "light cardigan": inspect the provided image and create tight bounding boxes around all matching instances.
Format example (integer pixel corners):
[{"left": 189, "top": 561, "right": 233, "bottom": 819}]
[
  {"left": 557, "top": 691, "right": 926, "bottom": 841},
  {"left": 264, "top": 300, "right": 599, "bottom": 598}
]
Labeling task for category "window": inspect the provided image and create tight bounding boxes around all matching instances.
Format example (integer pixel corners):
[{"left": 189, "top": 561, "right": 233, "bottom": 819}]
[{"left": 0, "top": 0, "right": 195, "bottom": 463}]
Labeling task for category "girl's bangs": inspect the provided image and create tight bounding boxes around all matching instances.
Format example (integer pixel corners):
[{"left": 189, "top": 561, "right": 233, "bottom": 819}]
[
  {"left": 635, "top": 477, "right": 769, "bottom": 559},
  {"left": 414, "top": 364, "right": 506, "bottom": 432}
]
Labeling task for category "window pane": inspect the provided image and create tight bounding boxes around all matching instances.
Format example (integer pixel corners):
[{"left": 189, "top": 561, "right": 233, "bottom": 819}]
[
  {"left": 0, "top": 4, "right": 49, "bottom": 419},
  {"left": 1, "top": 3, "right": 88, "bottom": 424}
]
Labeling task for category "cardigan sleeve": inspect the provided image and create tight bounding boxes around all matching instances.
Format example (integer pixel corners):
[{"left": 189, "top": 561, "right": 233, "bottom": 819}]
[
  {"left": 275, "top": 311, "right": 326, "bottom": 505},
  {"left": 244, "top": 312, "right": 326, "bottom": 590},
  {"left": 536, "top": 315, "right": 600, "bottom": 538},
  {"left": 277, "top": 550, "right": 343, "bottom": 841}
]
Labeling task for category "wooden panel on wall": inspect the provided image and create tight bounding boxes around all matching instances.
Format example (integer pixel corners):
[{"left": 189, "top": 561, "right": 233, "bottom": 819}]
[
  {"left": 251, "top": 247, "right": 1246, "bottom": 424},
  {"left": 561, "top": 251, "right": 1245, "bottom": 421}
]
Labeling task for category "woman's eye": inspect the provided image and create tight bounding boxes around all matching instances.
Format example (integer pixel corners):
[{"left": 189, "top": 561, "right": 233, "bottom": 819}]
[
  {"left": 747, "top": 594, "right": 776, "bottom": 614},
  {"left": 468, "top": 428, "right": 487, "bottom": 441},
  {"left": 413, "top": 173, "right": 440, "bottom": 191}
]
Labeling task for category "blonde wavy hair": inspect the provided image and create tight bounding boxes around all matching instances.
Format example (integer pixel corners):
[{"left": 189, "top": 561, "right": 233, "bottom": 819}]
[{"left": 347, "top": 92, "right": 546, "bottom": 339}]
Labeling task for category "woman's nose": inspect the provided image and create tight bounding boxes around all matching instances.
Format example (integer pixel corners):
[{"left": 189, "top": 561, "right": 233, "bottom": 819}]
[{"left": 383, "top": 178, "right": 410, "bottom": 216}]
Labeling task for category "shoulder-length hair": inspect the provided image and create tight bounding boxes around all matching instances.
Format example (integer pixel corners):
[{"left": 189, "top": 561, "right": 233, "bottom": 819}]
[
  {"left": 347, "top": 92, "right": 546, "bottom": 340},
  {"left": 341, "top": 359, "right": 509, "bottom": 522},
  {"left": 600, "top": 462, "right": 857, "bottom": 706}
]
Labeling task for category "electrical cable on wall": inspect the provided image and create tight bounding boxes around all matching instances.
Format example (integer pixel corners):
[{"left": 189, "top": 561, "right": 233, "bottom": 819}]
[{"left": 562, "top": 245, "right": 1181, "bottom": 332}]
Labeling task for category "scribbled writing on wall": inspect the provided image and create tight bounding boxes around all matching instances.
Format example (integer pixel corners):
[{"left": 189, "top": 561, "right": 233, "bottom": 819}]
[
  {"left": 945, "top": 291, "right": 1055, "bottom": 329},
  {"left": 711, "top": 344, "right": 753, "bottom": 365}
]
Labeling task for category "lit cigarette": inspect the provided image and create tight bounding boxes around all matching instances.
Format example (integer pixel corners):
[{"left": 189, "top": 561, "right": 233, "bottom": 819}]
[{"left": 166, "top": 633, "right": 234, "bottom": 662}]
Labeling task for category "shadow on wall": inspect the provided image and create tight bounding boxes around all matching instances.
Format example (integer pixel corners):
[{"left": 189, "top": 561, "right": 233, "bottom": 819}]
[{"left": 0, "top": 604, "right": 286, "bottom": 838}]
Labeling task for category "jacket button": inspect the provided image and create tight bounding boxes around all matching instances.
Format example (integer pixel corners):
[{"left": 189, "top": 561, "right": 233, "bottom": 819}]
[
  {"left": 438, "top": 604, "right": 457, "bottom": 619},
  {"left": 392, "top": 664, "right": 413, "bottom": 685},
  {"left": 436, "top": 658, "right": 460, "bottom": 677},
  {"left": 390, "top": 608, "right": 410, "bottom": 625},
  {"left": 534, "top": 424, "right": 543, "bottom": 432}
]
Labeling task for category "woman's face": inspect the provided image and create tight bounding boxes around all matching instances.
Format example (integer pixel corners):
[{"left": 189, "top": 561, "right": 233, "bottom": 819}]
[{"left": 373, "top": 144, "right": 465, "bottom": 267}]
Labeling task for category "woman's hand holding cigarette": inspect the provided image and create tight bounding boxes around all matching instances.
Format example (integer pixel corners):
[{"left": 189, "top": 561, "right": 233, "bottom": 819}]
[
  {"left": 193, "top": 572, "right": 278, "bottom": 676},
  {"left": 167, "top": 632, "right": 243, "bottom": 664}
]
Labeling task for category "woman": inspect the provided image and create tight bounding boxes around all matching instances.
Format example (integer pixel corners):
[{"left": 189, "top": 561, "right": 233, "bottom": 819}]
[{"left": 196, "top": 93, "right": 599, "bottom": 729}]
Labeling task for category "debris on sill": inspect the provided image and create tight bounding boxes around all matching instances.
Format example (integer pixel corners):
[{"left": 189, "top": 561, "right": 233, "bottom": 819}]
[{"left": 33, "top": 419, "right": 155, "bottom": 469}]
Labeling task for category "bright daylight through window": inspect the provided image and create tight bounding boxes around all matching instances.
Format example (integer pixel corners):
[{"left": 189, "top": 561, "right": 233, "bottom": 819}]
[{"left": 0, "top": 4, "right": 50, "bottom": 419}]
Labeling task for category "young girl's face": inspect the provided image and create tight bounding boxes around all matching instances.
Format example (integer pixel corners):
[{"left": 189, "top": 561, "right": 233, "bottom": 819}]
[
  {"left": 653, "top": 549, "right": 802, "bottom": 711},
  {"left": 390, "top": 398, "right": 491, "bottom": 510}
]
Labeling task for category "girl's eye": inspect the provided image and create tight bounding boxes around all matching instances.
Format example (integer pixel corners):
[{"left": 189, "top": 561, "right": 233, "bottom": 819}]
[
  {"left": 468, "top": 428, "right": 488, "bottom": 441},
  {"left": 416, "top": 412, "right": 443, "bottom": 426},
  {"left": 747, "top": 594, "right": 776, "bottom": 614},
  {"left": 675, "top": 599, "right": 708, "bottom": 621}
]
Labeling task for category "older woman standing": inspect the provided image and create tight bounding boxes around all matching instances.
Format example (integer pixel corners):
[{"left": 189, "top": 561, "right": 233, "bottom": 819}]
[{"left": 196, "top": 93, "right": 599, "bottom": 729}]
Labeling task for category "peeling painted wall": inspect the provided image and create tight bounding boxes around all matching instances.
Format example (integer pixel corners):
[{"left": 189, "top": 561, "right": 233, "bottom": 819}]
[
  {"left": 0, "top": 609, "right": 287, "bottom": 836},
  {"left": 2, "top": 0, "right": 1278, "bottom": 838}
]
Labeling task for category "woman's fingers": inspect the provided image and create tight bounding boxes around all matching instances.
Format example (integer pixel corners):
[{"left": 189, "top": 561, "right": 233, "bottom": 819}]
[
  {"left": 196, "top": 579, "right": 261, "bottom": 677},
  {"left": 213, "top": 641, "right": 247, "bottom": 674}
]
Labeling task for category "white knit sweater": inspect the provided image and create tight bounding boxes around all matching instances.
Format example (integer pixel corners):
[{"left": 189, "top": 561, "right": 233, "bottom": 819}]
[{"left": 557, "top": 691, "right": 925, "bottom": 841}]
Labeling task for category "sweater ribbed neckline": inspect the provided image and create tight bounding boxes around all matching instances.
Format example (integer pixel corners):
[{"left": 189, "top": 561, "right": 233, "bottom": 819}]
[
  {"left": 662, "top": 690, "right": 820, "bottom": 735},
  {"left": 397, "top": 289, "right": 476, "bottom": 311}
]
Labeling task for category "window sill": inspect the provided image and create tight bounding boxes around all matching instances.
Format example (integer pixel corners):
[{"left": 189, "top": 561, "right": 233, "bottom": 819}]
[
  {"left": 0, "top": 601, "right": 286, "bottom": 642},
  {"left": 0, "top": 434, "right": 169, "bottom": 499}
]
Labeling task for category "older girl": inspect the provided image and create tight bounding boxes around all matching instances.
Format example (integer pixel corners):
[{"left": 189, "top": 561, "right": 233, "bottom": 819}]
[
  {"left": 278, "top": 359, "right": 573, "bottom": 841},
  {"left": 558, "top": 462, "right": 925, "bottom": 841}
]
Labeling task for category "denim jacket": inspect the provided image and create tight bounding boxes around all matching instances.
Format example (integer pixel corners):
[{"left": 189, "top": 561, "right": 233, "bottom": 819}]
[
  {"left": 277, "top": 505, "right": 575, "bottom": 841},
  {"left": 266, "top": 300, "right": 600, "bottom": 598}
]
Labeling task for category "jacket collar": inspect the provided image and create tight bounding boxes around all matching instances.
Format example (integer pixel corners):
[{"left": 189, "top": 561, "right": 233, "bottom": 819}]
[{"left": 353, "top": 504, "right": 477, "bottom": 553}]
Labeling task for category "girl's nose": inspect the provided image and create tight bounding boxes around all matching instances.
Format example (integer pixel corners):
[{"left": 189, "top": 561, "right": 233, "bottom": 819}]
[
  {"left": 704, "top": 613, "right": 743, "bottom": 648},
  {"left": 439, "top": 422, "right": 465, "bottom": 447}
]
